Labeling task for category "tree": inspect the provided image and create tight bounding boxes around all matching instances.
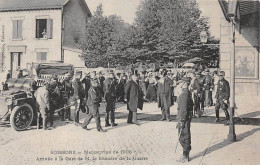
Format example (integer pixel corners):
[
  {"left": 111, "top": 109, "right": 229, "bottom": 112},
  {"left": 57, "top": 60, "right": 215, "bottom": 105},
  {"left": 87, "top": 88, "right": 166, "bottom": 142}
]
[
  {"left": 132, "top": 0, "right": 219, "bottom": 67},
  {"left": 80, "top": 4, "right": 120, "bottom": 67}
]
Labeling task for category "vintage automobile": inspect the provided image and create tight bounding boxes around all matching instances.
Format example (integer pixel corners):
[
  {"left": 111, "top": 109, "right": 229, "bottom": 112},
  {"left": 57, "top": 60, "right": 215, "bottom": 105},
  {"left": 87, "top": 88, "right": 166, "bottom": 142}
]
[{"left": 0, "top": 62, "right": 74, "bottom": 131}]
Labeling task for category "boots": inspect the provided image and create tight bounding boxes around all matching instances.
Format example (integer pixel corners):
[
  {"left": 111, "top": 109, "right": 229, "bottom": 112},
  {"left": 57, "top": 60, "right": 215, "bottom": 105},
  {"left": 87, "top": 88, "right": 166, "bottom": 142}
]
[
  {"left": 105, "top": 112, "right": 111, "bottom": 127},
  {"left": 181, "top": 151, "right": 190, "bottom": 163},
  {"left": 177, "top": 151, "right": 190, "bottom": 163},
  {"left": 37, "top": 112, "right": 41, "bottom": 129},
  {"left": 224, "top": 110, "right": 230, "bottom": 125},
  {"left": 132, "top": 112, "right": 139, "bottom": 125}
]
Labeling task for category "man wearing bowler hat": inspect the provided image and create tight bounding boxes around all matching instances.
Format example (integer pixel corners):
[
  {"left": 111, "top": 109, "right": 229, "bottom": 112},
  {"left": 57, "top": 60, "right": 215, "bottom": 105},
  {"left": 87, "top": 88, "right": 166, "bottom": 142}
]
[{"left": 215, "top": 71, "right": 230, "bottom": 125}]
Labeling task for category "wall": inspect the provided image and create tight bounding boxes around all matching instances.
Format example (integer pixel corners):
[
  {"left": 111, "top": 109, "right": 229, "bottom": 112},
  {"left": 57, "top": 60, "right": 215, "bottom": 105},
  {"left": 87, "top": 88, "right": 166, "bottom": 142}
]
[
  {"left": 219, "top": 13, "right": 260, "bottom": 96},
  {"left": 63, "top": 48, "right": 85, "bottom": 68},
  {"left": 0, "top": 9, "right": 62, "bottom": 83},
  {"left": 62, "top": 0, "right": 91, "bottom": 50}
]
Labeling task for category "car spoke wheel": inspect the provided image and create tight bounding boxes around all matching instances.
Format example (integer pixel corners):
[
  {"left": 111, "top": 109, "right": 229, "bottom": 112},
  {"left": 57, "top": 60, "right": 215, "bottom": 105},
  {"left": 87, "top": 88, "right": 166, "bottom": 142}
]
[{"left": 10, "top": 103, "right": 34, "bottom": 131}]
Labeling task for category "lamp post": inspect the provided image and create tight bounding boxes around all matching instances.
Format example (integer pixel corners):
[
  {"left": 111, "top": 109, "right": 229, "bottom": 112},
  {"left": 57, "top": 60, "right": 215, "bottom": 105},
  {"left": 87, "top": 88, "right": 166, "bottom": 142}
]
[
  {"left": 226, "top": 0, "right": 237, "bottom": 142},
  {"left": 200, "top": 0, "right": 237, "bottom": 142}
]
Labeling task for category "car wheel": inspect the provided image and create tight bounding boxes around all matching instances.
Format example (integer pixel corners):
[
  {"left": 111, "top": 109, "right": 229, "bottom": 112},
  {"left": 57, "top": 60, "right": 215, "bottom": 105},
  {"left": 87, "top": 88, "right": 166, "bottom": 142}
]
[{"left": 10, "top": 103, "right": 34, "bottom": 131}]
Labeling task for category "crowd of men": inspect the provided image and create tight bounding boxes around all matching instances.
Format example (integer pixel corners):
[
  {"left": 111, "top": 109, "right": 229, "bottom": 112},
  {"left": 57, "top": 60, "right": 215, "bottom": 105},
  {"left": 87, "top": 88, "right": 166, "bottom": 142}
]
[{"left": 34, "top": 67, "right": 231, "bottom": 163}]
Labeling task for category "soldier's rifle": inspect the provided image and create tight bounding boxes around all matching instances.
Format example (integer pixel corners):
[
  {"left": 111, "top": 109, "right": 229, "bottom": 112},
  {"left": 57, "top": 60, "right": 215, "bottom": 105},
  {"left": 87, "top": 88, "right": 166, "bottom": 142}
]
[{"left": 175, "top": 123, "right": 183, "bottom": 154}]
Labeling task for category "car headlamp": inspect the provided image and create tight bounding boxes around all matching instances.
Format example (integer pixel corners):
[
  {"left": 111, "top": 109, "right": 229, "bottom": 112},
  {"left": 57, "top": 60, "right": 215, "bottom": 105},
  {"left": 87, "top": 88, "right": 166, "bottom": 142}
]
[{"left": 6, "top": 97, "right": 13, "bottom": 105}]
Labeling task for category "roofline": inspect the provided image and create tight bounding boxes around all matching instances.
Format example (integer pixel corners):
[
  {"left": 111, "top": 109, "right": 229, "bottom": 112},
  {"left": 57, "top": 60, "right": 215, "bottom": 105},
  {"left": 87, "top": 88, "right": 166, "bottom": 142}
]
[
  {"left": 63, "top": 46, "right": 82, "bottom": 53},
  {"left": 218, "top": 0, "right": 230, "bottom": 22},
  {"left": 0, "top": 7, "right": 62, "bottom": 12},
  {"left": 78, "top": 0, "right": 92, "bottom": 16}
]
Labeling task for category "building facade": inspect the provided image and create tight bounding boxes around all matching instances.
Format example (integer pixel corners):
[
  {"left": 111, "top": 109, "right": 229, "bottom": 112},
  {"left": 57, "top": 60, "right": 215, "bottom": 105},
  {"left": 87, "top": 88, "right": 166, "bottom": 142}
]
[
  {"left": 219, "top": 0, "right": 260, "bottom": 96},
  {"left": 0, "top": 0, "right": 91, "bottom": 83}
]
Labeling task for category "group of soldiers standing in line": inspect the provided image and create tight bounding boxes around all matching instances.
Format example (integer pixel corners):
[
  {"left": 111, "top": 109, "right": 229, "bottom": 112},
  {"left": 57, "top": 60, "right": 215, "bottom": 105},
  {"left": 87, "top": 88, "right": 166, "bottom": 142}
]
[
  {"left": 34, "top": 67, "right": 231, "bottom": 163},
  {"left": 133, "top": 68, "right": 231, "bottom": 162}
]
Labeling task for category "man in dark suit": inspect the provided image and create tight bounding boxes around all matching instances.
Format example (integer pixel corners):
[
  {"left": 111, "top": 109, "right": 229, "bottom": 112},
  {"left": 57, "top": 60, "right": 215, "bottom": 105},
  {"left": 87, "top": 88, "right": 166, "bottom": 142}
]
[
  {"left": 124, "top": 74, "right": 143, "bottom": 125},
  {"left": 104, "top": 72, "right": 118, "bottom": 127},
  {"left": 82, "top": 78, "right": 105, "bottom": 132},
  {"left": 157, "top": 70, "right": 173, "bottom": 121},
  {"left": 72, "top": 71, "right": 86, "bottom": 126},
  {"left": 215, "top": 71, "right": 230, "bottom": 125}
]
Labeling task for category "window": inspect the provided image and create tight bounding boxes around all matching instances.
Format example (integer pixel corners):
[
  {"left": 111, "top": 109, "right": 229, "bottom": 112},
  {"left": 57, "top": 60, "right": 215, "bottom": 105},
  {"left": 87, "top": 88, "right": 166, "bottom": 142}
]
[
  {"left": 37, "top": 52, "right": 47, "bottom": 62},
  {"left": 240, "top": 13, "right": 259, "bottom": 27},
  {"left": 36, "top": 19, "right": 53, "bottom": 39},
  {"left": 12, "top": 20, "right": 23, "bottom": 39}
]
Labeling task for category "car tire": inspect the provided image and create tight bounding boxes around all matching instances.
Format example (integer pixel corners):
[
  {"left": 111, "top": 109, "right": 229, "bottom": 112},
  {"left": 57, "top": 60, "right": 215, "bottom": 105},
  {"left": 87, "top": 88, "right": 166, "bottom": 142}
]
[{"left": 10, "top": 103, "right": 34, "bottom": 131}]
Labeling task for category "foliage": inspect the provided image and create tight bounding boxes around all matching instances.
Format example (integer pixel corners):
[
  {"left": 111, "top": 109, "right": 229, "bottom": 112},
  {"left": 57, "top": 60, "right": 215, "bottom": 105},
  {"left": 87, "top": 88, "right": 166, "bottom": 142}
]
[{"left": 80, "top": 1, "right": 219, "bottom": 68}]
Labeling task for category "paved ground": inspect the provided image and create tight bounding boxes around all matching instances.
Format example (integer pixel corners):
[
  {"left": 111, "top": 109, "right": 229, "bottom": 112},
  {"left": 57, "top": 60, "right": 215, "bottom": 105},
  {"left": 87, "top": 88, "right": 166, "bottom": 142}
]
[{"left": 0, "top": 98, "right": 260, "bottom": 165}]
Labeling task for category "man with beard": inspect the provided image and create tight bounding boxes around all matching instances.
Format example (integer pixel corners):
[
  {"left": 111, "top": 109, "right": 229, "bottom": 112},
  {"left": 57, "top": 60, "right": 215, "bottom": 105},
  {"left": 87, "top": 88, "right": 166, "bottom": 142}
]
[{"left": 124, "top": 73, "right": 144, "bottom": 125}]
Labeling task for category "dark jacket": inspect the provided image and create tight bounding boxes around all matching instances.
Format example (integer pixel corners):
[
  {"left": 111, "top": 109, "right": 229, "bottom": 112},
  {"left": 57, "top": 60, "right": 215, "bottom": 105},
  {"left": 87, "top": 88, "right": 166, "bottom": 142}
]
[
  {"left": 72, "top": 78, "right": 85, "bottom": 100},
  {"left": 103, "top": 77, "right": 117, "bottom": 102},
  {"left": 87, "top": 86, "right": 102, "bottom": 106},
  {"left": 177, "top": 88, "right": 193, "bottom": 122},
  {"left": 61, "top": 79, "right": 73, "bottom": 100},
  {"left": 157, "top": 77, "right": 172, "bottom": 108},
  {"left": 204, "top": 75, "right": 213, "bottom": 90},
  {"left": 82, "top": 77, "right": 91, "bottom": 98},
  {"left": 124, "top": 80, "right": 143, "bottom": 112},
  {"left": 215, "top": 78, "right": 230, "bottom": 100}
]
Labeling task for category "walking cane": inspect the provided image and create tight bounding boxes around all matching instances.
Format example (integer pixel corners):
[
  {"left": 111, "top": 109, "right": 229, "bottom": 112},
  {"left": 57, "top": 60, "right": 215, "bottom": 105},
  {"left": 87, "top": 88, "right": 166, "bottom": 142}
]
[
  {"left": 175, "top": 126, "right": 183, "bottom": 153},
  {"left": 54, "top": 103, "right": 75, "bottom": 113}
]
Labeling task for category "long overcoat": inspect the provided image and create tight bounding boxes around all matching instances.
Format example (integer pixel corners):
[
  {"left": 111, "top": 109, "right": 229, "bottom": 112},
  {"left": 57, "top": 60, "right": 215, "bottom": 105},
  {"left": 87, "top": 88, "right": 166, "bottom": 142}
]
[
  {"left": 124, "top": 80, "right": 143, "bottom": 112},
  {"left": 157, "top": 77, "right": 172, "bottom": 108}
]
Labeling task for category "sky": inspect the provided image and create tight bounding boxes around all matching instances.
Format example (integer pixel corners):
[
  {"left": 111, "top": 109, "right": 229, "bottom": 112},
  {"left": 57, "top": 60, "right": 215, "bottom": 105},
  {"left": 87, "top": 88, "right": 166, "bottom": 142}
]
[{"left": 85, "top": 0, "right": 225, "bottom": 39}]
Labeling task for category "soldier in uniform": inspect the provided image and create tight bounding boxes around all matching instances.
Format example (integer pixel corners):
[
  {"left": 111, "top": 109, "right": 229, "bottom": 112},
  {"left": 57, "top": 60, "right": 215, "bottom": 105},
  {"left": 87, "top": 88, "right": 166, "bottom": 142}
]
[
  {"left": 61, "top": 74, "right": 73, "bottom": 122},
  {"left": 191, "top": 72, "right": 203, "bottom": 117},
  {"left": 81, "top": 72, "right": 91, "bottom": 114},
  {"left": 215, "top": 71, "right": 230, "bottom": 125},
  {"left": 104, "top": 72, "right": 118, "bottom": 127},
  {"left": 204, "top": 69, "right": 213, "bottom": 107},
  {"left": 97, "top": 71, "right": 105, "bottom": 98},
  {"left": 82, "top": 78, "right": 105, "bottom": 132},
  {"left": 72, "top": 71, "right": 86, "bottom": 126},
  {"left": 157, "top": 70, "right": 173, "bottom": 121},
  {"left": 198, "top": 72, "right": 206, "bottom": 113},
  {"left": 34, "top": 82, "right": 50, "bottom": 130},
  {"left": 49, "top": 76, "right": 62, "bottom": 129},
  {"left": 176, "top": 77, "right": 193, "bottom": 163}
]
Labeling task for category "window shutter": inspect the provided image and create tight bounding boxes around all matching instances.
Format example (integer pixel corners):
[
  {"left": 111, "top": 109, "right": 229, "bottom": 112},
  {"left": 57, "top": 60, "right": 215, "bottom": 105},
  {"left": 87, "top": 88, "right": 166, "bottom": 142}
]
[
  {"left": 12, "top": 20, "right": 18, "bottom": 39},
  {"left": 46, "top": 19, "right": 53, "bottom": 39},
  {"left": 18, "top": 20, "right": 23, "bottom": 39},
  {"left": 37, "top": 52, "right": 41, "bottom": 61},
  {"left": 42, "top": 52, "right": 47, "bottom": 61},
  {"left": 36, "top": 19, "right": 40, "bottom": 38}
]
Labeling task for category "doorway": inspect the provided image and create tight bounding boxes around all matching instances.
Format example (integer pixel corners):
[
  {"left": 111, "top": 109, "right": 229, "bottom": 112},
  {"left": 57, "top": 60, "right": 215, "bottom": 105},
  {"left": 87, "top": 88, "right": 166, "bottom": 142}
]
[{"left": 10, "top": 52, "right": 22, "bottom": 78}]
